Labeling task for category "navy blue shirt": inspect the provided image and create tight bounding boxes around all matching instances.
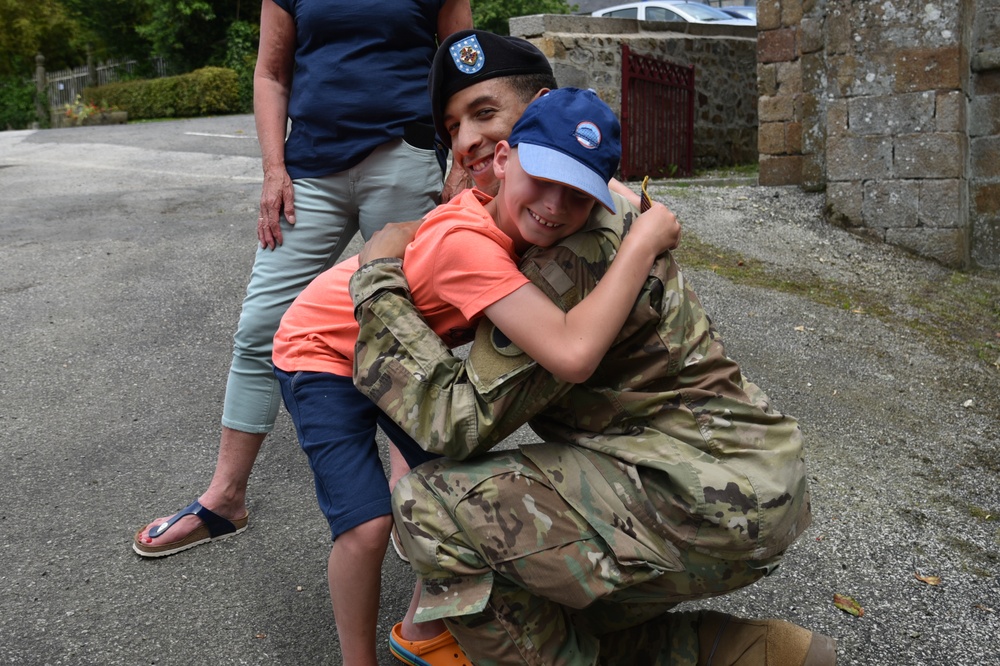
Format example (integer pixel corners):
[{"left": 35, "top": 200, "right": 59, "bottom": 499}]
[{"left": 273, "top": 0, "right": 444, "bottom": 179}]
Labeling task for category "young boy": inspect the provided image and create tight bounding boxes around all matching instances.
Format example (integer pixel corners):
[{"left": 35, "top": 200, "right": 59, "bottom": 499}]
[{"left": 270, "top": 87, "right": 676, "bottom": 666}]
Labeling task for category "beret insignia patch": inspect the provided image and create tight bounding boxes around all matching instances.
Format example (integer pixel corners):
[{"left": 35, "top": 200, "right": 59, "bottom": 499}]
[{"left": 450, "top": 35, "right": 485, "bottom": 74}]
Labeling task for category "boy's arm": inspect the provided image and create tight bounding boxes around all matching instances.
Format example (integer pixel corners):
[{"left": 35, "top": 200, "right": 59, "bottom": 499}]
[
  {"left": 351, "top": 259, "right": 568, "bottom": 459},
  {"left": 350, "top": 228, "right": 620, "bottom": 459},
  {"left": 483, "top": 201, "right": 676, "bottom": 384}
]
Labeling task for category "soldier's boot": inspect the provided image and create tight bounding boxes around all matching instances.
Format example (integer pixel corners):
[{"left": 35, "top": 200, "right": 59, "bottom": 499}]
[{"left": 698, "top": 611, "right": 836, "bottom": 666}]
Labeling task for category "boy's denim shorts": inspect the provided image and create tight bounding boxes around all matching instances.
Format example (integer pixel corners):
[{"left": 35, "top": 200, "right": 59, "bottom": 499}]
[{"left": 274, "top": 367, "right": 438, "bottom": 539}]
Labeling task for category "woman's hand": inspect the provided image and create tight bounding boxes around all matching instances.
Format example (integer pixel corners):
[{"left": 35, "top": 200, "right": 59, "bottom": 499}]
[{"left": 257, "top": 166, "right": 296, "bottom": 249}]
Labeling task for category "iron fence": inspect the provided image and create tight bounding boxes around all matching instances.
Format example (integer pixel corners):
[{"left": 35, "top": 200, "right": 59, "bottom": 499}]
[
  {"left": 38, "top": 56, "right": 167, "bottom": 109},
  {"left": 620, "top": 43, "right": 695, "bottom": 180}
]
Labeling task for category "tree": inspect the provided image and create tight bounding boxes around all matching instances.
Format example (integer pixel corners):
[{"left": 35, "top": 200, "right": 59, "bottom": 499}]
[
  {"left": 471, "top": 0, "right": 575, "bottom": 35},
  {"left": 58, "top": 0, "right": 152, "bottom": 63},
  {"left": 0, "top": 0, "right": 83, "bottom": 77},
  {"left": 135, "top": 0, "right": 260, "bottom": 74}
]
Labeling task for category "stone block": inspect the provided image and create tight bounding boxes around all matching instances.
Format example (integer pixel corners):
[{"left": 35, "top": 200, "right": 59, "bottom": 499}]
[
  {"left": 935, "top": 90, "right": 966, "bottom": 133},
  {"left": 758, "top": 28, "right": 797, "bottom": 64},
  {"left": 885, "top": 227, "right": 968, "bottom": 268},
  {"left": 802, "top": 153, "right": 825, "bottom": 190},
  {"left": 831, "top": 55, "right": 860, "bottom": 97},
  {"left": 826, "top": 181, "right": 864, "bottom": 226},
  {"left": 826, "top": 99, "right": 848, "bottom": 135},
  {"left": 848, "top": 93, "right": 935, "bottom": 136},
  {"left": 758, "top": 63, "right": 778, "bottom": 97},
  {"left": 801, "top": 52, "right": 824, "bottom": 93},
  {"left": 826, "top": 12, "right": 851, "bottom": 56},
  {"left": 802, "top": 113, "right": 825, "bottom": 155},
  {"left": 782, "top": 0, "right": 804, "bottom": 27},
  {"left": 971, "top": 216, "right": 1000, "bottom": 270},
  {"left": 972, "top": 48, "right": 1000, "bottom": 73},
  {"left": 787, "top": 122, "right": 803, "bottom": 153},
  {"left": 894, "top": 133, "right": 964, "bottom": 179},
  {"left": 919, "top": 179, "right": 965, "bottom": 228},
  {"left": 759, "top": 154, "right": 803, "bottom": 185},
  {"left": 973, "top": 8, "right": 1000, "bottom": 53},
  {"left": 863, "top": 179, "right": 921, "bottom": 229},
  {"left": 972, "top": 181, "right": 1000, "bottom": 217},
  {"left": 827, "top": 135, "right": 893, "bottom": 181},
  {"left": 893, "top": 47, "right": 962, "bottom": 93},
  {"left": 514, "top": 14, "right": 628, "bottom": 38},
  {"left": 972, "top": 137, "right": 1000, "bottom": 179},
  {"left": 759, "top": 94, "right": 795, "bottom": 122},
  {"left": 800, "top": 17, "right": 823, "bottom": 54},
  {"left": 974, "top": 70, "right": 1000, "bottom": 95},
  {"left": 776, "top": 61, "right": 803, "bottom": 95},
  {"left": 553, "top": 63, "right": 593, "bottom": 90},
  {"left": 757, "top": 0, "right": 781, "bottom": 31},
  {"left": 969, "top": 94, "right": 1000, "bottom": 136},
  {"left": 758, "top": 122, "right": 788, "bottom": 155}
]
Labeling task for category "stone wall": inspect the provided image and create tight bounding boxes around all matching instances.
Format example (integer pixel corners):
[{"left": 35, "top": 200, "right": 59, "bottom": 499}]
[
  {"left": 510, "top": 14, "right": 758, "bottom": 170},
  {"left": 970, "top": 2, "right": 1000, "bottom": 268},
  {"left": 758, "top": 0, "right": 1000, "bottom": 269}
]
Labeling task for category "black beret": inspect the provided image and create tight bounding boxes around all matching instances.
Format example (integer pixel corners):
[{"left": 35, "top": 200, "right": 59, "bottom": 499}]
[{"left": 429, "top": 30, "right": 554, "bottom": 149}]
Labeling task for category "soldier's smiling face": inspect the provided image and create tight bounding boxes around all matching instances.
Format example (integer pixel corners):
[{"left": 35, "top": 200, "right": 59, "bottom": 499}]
[{"left": 442, "top": 79, "right": 547, "bottom": 196}]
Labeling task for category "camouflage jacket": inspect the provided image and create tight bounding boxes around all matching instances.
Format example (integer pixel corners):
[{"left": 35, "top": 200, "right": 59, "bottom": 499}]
[{"left": 351, "top": 196, "right": 811, "bottom": 561}]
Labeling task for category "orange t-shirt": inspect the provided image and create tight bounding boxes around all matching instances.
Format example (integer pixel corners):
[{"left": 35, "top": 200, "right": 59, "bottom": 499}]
[{"left": 272, "top": 189, "right": 530, "bottom": 376}]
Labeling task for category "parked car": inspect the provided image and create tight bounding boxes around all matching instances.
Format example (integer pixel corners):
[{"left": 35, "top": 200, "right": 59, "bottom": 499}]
[
  {"left": 591, "top": 1, "right": 755, "bottom": 26},
  {"left": 720, "top": 5, "right": 757, "bottom": 22}
]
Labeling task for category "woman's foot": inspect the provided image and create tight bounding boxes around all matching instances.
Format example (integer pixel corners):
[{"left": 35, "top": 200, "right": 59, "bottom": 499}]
[{"left": 133, "top": 496, "right": 248, "bottom": 557}]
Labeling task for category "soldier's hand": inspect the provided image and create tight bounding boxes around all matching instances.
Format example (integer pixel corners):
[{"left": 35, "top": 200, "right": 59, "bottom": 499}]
[
  {"left": 631, "top": 201, "right": 681, "bottom": 254},
  {"left": 359, "top": 220, "right": 421, "bottom": 265}
]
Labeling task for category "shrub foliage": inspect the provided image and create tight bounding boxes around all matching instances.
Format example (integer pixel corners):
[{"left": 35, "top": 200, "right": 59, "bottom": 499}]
[{"left": 82, "top": 66, "right": 239, "bottom": 120}]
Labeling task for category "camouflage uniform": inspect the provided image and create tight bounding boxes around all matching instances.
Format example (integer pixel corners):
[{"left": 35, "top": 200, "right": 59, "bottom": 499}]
[{"left": 350, "top": 193, "right": 812, "bottom": 665}]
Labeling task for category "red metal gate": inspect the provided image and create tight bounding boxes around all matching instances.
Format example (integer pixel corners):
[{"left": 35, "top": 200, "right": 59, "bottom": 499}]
[{"left": 620, "top": 43, "right": 695, "bottom": 180}]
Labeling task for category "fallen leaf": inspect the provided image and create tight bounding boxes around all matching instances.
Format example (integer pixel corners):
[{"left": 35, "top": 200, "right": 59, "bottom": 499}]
[
  {"left": 915, "top": 572, "right": 942, "bottom": 586},
  {"left": 833, "top": 593, "right": 864, "bottom": 617},
  {"left": 974, "top": 604, "right": 995, "bottom": 613},
  {"left": 794, "top": 325, "right": 806, "bottom": 332}
]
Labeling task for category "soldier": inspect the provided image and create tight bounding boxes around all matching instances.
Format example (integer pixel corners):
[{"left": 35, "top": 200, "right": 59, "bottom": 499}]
[{"left": 349, "top": 30, "right": 836, "bottom": 666}]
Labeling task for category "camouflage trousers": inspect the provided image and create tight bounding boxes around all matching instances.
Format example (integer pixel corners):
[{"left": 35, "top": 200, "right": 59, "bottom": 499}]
[{"left": 392, "top": 448, "right": 782, "bottom": 666}]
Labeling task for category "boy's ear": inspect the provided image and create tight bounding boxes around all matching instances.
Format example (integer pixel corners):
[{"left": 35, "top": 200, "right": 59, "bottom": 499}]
[{"left": 493, "top": 140, "right": 511, "bottom": 181}]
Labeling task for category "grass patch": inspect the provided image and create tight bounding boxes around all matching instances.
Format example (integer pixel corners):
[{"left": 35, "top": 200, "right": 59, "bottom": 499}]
[
  {"left": 969, "top": 506, "right": 997, "bottom": 522},
  {"left": 694, "top": 163, "right": 759, "bottom": 178},
  {"left": 673, "top": 231, "right": 891, "bottom": 316},
  {"left": 672, "top": 230, "right": 1000, "bottom": 370},
  {"left": 903, "top": 271, "right": 1000, "bottom": 366}
]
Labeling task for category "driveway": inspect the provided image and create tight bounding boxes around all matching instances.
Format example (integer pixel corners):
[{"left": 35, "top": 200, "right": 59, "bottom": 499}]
[{"left": 1, "top": 115, "right": 997, "bottom": 665}]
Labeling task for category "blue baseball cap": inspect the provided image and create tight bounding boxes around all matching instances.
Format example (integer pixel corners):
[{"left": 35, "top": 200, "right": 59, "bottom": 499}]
[{"left": 508, "top": 88, "right": 621, "bottom": 213}]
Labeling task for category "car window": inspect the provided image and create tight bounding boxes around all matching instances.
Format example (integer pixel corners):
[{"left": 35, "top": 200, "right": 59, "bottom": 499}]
[
  {"left": 603, "top": 7, "right": 639, "bottom": 18},
  {"left": 679, "top": 3, "right": 735, "bottom": 20},
  {"left": 646, "top": 7, "right": 684, "bottom": 21}
]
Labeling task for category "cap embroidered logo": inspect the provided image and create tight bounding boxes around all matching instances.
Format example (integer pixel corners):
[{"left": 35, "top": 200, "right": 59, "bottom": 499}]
[{"left": 574, "top": 121, "right": 602, "bottom": 150}]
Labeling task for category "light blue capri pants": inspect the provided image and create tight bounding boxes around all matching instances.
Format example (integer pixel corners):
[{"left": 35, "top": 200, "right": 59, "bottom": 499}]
[{"left": 221, "top": 138, "right": 441, "bottom": 432}]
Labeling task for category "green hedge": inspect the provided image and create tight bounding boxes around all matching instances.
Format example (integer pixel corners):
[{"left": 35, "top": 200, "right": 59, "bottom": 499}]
[
  {"left": 83, "top": 66, "right": 240, "bottom": 120},
  {"left": 0, "top": 76, "right": 40, "bottom": 130}
]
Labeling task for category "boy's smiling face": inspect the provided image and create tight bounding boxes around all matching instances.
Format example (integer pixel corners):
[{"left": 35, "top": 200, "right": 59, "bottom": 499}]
[
  {"left": 488, "top": 143, "right": 596, "bottom": 254},
  {"left": 442, "top": 79, "right": 546, "bottom": 196}
]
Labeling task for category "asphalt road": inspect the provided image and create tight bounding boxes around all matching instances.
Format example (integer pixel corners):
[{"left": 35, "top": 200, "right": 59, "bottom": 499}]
[{"left": 1, "top": 115, "right": 998, "bottom": 665}]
